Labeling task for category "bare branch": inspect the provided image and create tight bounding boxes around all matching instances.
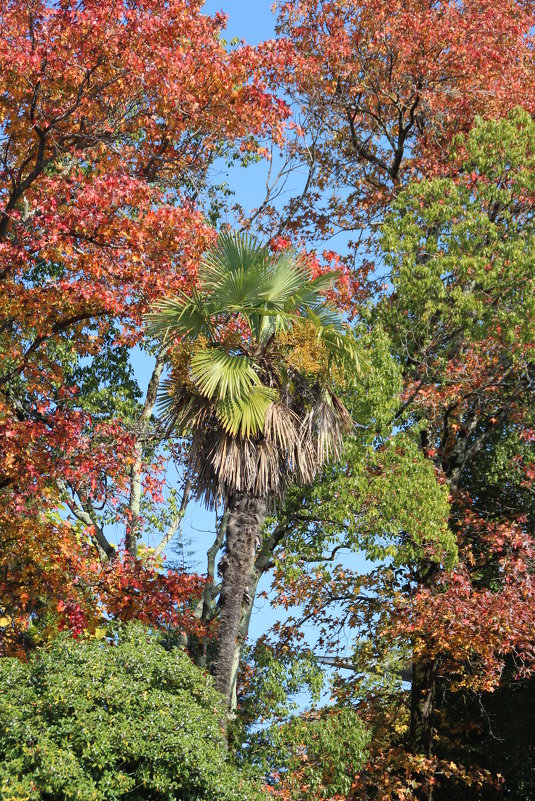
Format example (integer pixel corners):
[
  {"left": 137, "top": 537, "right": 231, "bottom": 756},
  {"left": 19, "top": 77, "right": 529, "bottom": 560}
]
[{"left": 154, "top": 479, "right": 192, "bottom": 557}]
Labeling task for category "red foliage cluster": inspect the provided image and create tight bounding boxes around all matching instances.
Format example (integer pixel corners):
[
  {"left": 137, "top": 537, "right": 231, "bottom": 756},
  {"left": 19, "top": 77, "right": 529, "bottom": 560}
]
[{"left": 0, "top": 509, "right": 208, "bottom": 654}]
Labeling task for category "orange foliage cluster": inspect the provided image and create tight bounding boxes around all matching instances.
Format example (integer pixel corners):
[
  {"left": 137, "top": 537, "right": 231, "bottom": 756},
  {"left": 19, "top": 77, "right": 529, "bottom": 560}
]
[
  {"left": 0, "top": 0, "right": 285, "bottom": 648},
  {"left": 0, "top": 507, "right": 208, "bottom": 656}
]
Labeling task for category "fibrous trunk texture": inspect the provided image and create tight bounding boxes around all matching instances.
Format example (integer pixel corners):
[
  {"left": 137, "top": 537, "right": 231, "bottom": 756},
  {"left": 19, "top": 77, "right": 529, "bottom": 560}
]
[{"left": 214, "top": 492, "right": 266, "bottom": 708}]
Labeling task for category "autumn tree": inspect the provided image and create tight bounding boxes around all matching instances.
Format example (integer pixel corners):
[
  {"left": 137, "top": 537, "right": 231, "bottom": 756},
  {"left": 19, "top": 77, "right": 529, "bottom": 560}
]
[
  {"left": 0, "top": 0, "right": 286, "bottom": 648},
  {"left": 217, "top": 3, "right": 535, "bottom": 796},
  {"left": 254, "top": 0, "right": 535, "bottom": 247},
  {"left": 253, "top": 112, "right": 535, "bottom": 800},
  {"left": 375, "top": 109, "right": 535, "bottom": 800}
]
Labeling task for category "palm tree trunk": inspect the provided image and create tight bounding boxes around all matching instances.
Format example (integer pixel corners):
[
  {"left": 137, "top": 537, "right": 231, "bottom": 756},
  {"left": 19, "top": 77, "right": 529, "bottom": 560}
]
[{"left": 214, "top": 491, "right": 266, "bottom": 709}]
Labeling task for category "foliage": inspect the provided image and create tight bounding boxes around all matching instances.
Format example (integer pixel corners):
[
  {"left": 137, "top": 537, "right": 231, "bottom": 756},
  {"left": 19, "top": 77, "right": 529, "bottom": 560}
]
[
  {"left": 0, "top": 507, "right": 207, "bottom": 656},
  {"left": 382, "top": 108, "right": 535, "bottom": 361},
  {"left": 251, "top": 709, "right": 370, "bottom": 801},
  {"left": 2, "top": 3, "right": 535, "bottom": 799},
  {"left": 0, "top": 624, "right": 265, "bottom": 801},
  {"left": 147, "top": 231, "right": 360, "bottom": 504},
  {"left": 238, "top": 643, "right": 325, "bottom": 726},
  {"left": 260, "top": 0, "right": 535, "bottom": 246},
  {"left": 0, "top": 0, "right": 285, "bottom": 643},
  {"left": 252, "top": 110, "right": 535, "bottom": 799}
]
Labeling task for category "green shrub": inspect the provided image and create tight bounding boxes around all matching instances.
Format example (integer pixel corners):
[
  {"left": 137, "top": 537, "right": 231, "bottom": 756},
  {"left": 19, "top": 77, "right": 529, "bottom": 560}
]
[{"left": 0, "top": 625, "right": 264, "bottom": 801}]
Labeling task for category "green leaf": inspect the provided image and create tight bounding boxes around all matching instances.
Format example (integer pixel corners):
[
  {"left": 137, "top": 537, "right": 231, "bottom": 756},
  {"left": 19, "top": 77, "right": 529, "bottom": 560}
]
[
  {"left": 200, "top": 231, "right": 272, "bottom": 310},
  {"left": 145, "top": 290, "right": 214, "bottom": 341},
  {"left": 256, "top": 252, "right": 309, "bottom": 309},
  {"left": 190, "top": 348, "right": 260, "bottom": 400},
  {"left": 217, "top": 386, "right": 278, "bottom": 438}
]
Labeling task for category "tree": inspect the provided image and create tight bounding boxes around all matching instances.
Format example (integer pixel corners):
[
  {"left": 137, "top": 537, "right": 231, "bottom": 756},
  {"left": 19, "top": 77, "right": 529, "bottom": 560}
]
[
  {"left": 0, "top": 0, "right": 286, "bottom": 647},
  {"left": 376, "top": 109, "right": 535, "bottom": 799},
  {"left": 147, "top": 231, "right": 360, "bottom": 708},
  {"left": 256, "top": 111, "right": 535, "bottom": 800},
  {"left": 0, "top": 624, "right": 265, "bottom": 801},
  {"left": 253, "top": 0, "right": 534, "bottom": 247}
]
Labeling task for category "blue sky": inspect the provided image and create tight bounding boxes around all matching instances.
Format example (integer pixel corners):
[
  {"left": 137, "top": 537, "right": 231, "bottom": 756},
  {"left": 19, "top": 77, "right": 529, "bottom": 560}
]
[{"left": 202, "top": 0, "right": 277, "bottom": 43}]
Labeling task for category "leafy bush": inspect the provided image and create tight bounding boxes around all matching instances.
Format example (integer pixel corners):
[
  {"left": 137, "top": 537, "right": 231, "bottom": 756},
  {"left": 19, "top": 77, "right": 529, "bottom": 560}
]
[
  {"left": 247, "top": 708, "right": 370, "bottom": 800},
  {"left": 0, "top": 625, "right": 264, "bottom": 801}
]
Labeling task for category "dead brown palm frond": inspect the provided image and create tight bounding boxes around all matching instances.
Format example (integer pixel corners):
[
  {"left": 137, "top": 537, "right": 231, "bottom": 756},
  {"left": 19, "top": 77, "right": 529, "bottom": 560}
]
[
  {"left": 299, "top": 408, "right": 314, "bottom": 446},
  {"left": 188, "top": 429, "right": 222, "bottom": 508},
  {"left": 207, "top": 433, "right": 259, "bottom": 496},
  {"left": 263, "top": 402, "right": 301, "bottom": 453},
  {"left": 255, "top": 439, "right": 281, "bottom": 498},
  {"left": 158, "top": 382, "right": 213, "bottom": 434},
  {"left": 328, "top": 390, "right": 354, "bottom": 432},
  {"left": 296, "top": 392, "right": 353, "bottom": 469},
  {"left": 314, "top": 399, "right": 342, "bottom": 463},
  {"left": 293, "top": 430, "right": 317, "bottom": 486},
  {"left": 208, "top": 434, "right": 243, "bottom": 493}
]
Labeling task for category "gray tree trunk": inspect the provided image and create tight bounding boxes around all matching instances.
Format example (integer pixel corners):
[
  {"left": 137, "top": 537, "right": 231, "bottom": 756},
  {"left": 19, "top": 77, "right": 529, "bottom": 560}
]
[{"left": 214, "top": 492, "right": 266, "bottom": 709}]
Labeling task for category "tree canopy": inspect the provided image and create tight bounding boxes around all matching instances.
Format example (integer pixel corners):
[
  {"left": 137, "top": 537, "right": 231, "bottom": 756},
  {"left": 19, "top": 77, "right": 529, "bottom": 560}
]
[{"left": 1, "top": 1, "right": 535, "bottom": 799}]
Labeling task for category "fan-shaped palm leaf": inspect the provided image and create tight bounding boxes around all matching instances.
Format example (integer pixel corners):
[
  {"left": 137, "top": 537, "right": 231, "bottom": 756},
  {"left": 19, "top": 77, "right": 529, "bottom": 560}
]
[
  {"left": 217, "top": 386, "right": 278, "bottom": 439},
  {"left": 290, "top": 271, "right": 341, "bottom": 313},
  {"left": 256, "top": 252, "right": 310, "bottom": 309},
  {"left": 156, "top": 381, "right": 213, "bottom": 433},
  {"left": 145, "top": 290, "right": 214, "bottom": 342},
  {"left": 190, "top": 348, "right": 260, "bottom": 401},
  {"left": 199, "top": 231, "right": 273, "bottom": 310},
  {"left": 317, "top": 326, "right": 361, "bottom": 372}
]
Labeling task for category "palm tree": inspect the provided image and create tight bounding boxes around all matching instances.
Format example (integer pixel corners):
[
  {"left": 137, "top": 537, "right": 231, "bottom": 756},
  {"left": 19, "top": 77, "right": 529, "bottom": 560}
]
[{"left": 146, "top": 232, "right": 360, "bottom": 709}]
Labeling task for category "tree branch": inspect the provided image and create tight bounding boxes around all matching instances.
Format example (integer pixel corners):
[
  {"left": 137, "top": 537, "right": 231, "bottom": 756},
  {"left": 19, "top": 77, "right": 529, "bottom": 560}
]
[
  {"left": 125, "top": 353, "right": 165, "bottom": 554},
  {"left": 153, "top": 479, "right": 192, "bottom": 557}
]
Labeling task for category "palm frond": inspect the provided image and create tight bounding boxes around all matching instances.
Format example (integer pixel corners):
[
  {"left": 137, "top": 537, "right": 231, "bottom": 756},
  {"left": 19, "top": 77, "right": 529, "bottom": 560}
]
[
  {"left": 216, "top": 385, "right": 278, "bottom": 439},
  {"left": 317, "top": 326, "right": 361, "bottom": 373},
  {"left": 199, "top": 231, "right": 273, "bottom": 310},
  {"left": 313, "top": 399, "right": 344, "bottom": 463},
  {"left": 293, "top": 432, "right": 317, "bottom": 485},
  {"left": 298, "top": 391, "right": 353, "bottom": 467},
  {"left": 257, "top": 252, "right": 309, "bottom": 310},
  {"left": 264, "top": 402, "right": 300, "bottom": 453},
  {"left": 289, "top": 271, "right": 341, "bottom": 313},
  {"left": 156, "top": 380, "right": 213, "bottom": 433},
  {"left": 208, "top": 433, "right": 257, "bottom": 494},
  {"left": 190, "top": 348, "right": 260, "bottom": 400},
  {"left": 255, "top": 309, "right": 297, "bottom": 345},
  {"left": 145, "top": 290, "right": 214, "bottom": 342},
  {"left": 255, "top": 439, "right": 281, "bottom": 497},
  {"left": 305, "top": 303, "right": 345, "bottom": 331}
]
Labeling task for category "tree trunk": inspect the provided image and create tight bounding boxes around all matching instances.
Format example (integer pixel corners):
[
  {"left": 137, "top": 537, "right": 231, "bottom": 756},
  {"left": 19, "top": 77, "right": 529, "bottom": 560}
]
[
  {"left": 214, "top": 491, "right": 266, "bottom": 709},
  {"left": 408, "top": 657, "right": 438, "bottom": 801},
  {"left": 125, "top": 356, "right": 164, "bottom": 555},
  {"left": 406, "top": 551, "right": 439, "bottom": 801},
  {"left": 409, "top": 658, "right": 437, "bottom": 757}
]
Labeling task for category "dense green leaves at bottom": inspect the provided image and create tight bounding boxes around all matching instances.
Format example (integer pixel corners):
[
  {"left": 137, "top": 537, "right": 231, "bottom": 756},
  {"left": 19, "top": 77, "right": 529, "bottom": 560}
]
[{"left": 0, "top": 625, "right": 265, "bottom": 801}]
